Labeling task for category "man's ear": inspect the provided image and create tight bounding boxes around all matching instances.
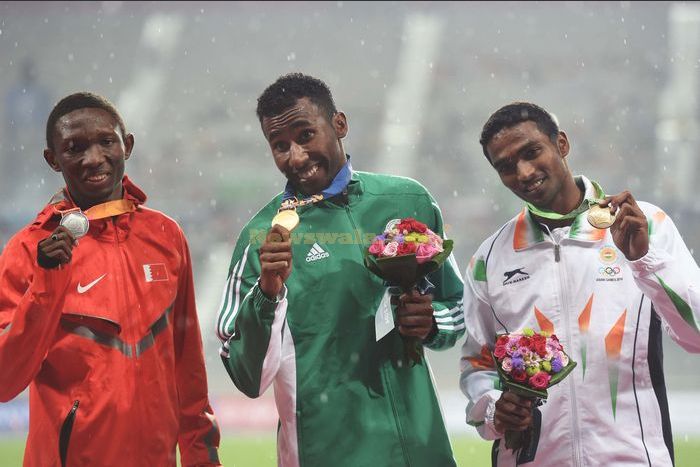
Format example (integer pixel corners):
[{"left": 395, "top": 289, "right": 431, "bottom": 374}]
[
  {"left": 43, "top": 148, "right": 61, "bottom": 172},
  {"left": 124, "top": 133, "right": 135, "bottom": 160},
  {"left": 332, "top": 111, "right": 348, "bottom": 139},
  {"left": 557, "top": 131, "right": 570, "bottom": 158}
]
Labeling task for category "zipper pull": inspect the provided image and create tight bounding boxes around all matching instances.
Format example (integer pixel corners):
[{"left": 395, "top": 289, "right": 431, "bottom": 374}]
[{"left": 554, "top": 244, "right": 560, "bottom": 262}]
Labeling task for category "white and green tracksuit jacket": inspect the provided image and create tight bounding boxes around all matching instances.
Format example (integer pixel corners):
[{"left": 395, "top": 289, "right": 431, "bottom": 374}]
[
  {"left": 217, "top": 171, "right": 465, "bottom": 467},
  {"left": 460, "top": 176, "right": 700, "bottom": 466}
]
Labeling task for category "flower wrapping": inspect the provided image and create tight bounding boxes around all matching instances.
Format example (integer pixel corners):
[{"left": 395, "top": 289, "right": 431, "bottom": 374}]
[
  {"left": 364, "top": 218, "right": 454, "bottom": 364},
  {"left": 491, "top": 328, "right": 577, "bottom": 452}
]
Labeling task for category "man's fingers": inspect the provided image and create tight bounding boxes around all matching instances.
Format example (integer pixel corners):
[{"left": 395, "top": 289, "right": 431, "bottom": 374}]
[
  {"left": 398, "top": 325, "right": 432, "bottom": 338},
  {"left": 261, "top": 261, "right": 290, "bottom": 273},
  {"left": 259, "top": 252, "right": 292, "bottom": 264},
  {"left": 397, "top": 315, "right": 433, "bottom": 327},
  {"left": 399, "top": 290, "right": 433, "bottom": 304},
  {"left": 260, "top": 245, "right": 292, "bottom": 260},
  {"left": 614, "top": 215, "right": 646, "bottom": 232},
  {"left": 267, "top": 225, "right": 291, "bottom": 243},
  {"left": 495, "top": 414, "right": 532, "bottom": 432},
  {"left": 500, "top": 392, "right": 533, "bottom": 410},
  {"left": 603, "top": 191, "right": 642, "bottom": 215},
  {"left": 45, "top": 247, "right": 72, "bottom": 264}
]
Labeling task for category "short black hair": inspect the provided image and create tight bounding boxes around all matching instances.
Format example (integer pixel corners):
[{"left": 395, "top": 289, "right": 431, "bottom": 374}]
[
  {"left": 256, "top": 73, "right": 337, "bottom": 123},
  {"left": 479, "top": 102, "right": 559, "bottom": 162},
  {"left": 46, "top": 92, "right": 127, "bottom": 151}
]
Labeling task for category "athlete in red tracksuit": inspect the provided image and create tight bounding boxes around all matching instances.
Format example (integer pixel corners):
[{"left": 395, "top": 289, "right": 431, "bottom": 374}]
[{"left": 0, "top": 92, "right": 220, "bottom": 466}]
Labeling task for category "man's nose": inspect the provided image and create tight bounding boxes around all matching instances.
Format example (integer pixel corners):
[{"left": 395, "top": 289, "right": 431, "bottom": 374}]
[
  {"left": 288, "top": 142, "right": 308, "bottom": 169},
  {"left": 516, "top": 160, "right": 536, "bottom": 180},
  {"left": 82, "top": 143, "right": 105, "bottom": 165}
]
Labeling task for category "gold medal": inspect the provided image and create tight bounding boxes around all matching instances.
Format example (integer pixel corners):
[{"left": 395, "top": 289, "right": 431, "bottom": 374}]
[
  {"left": 587, "top": 204, "right": 616, "bottom": 229},
  {"left": 271, "top": 209, "right": 300, "bottom": 232}
]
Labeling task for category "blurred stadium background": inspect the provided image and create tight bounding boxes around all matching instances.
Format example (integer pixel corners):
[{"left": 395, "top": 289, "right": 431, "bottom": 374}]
[{"left": 1, "top": 1, "right": 699, "bottom": 465}]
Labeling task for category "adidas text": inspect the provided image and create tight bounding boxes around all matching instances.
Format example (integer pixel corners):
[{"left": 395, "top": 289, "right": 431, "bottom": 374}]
[{"left": 306, "top": 244, "right": 330, "bottom": 262}]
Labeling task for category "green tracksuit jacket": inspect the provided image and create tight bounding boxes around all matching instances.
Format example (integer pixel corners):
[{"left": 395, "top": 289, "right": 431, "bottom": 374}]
[{"left": 216, "top": 171, "right": 464, "bottom": 467}]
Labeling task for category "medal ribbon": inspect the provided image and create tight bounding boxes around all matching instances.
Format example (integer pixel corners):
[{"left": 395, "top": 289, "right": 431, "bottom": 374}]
[
  {"left": 279, "top": 159, "right": 353, "bottom": 212},
  {"left": 54, "top": 199, "right": 137, "bottom": 220},
  {"left": 526, "top": 179, "right": 606, "bottom": 220}
]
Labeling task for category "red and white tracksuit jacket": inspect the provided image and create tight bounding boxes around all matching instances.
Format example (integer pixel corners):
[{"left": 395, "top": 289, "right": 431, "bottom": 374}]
[
  {"left": 0, "top": 177, "right": 220, "bottom": 466},
  {"left": 460, "top": 176, "right": 700, "bottom": 466}
]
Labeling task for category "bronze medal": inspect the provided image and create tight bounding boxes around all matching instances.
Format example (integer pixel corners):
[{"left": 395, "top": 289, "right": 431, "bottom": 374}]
[
  {"left": 271, "top": 209, "right": 300, "bottom": 232},
  {"left": 587, "top": 204, "right": 616, "bottom": 229}
]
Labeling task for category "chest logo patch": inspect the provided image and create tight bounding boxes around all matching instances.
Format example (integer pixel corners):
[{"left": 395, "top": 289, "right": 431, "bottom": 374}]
[
  {"left": 599, "top": 246, "right": 618, "bottom": 264},
  {"left": 144, "top": 264, "right": 169, "bottom": 282},
  {"left": 306, "top": 243, "right": 330, "bottom": 262},
  {"left": 77, "top": 273, "right": 107, "bottom": 294},
  {"left": 503, "top": 268, "right": 530, "bottom": 285},
  {"left": 384, "top": 218, "right": 401, "bottom": 232}
]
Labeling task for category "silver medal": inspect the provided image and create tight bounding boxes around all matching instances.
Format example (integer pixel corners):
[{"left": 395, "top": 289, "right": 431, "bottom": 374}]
[{"left": 60, "top": 211, "right": 90, "bottom": 239}]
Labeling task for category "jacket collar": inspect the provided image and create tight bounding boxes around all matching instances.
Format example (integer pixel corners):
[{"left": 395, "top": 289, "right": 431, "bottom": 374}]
[
  {"left": 31, "top": 175, "right": 146, "bottom": 230},
  {"left": 512, "top": 175, "right": 607, "bottom": 251}
]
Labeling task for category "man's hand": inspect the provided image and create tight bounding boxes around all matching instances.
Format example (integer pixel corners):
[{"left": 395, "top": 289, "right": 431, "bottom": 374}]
[
  {"left": 395, "top": 289, "right": 436, "bottom": 340},
  {"left": 37, "top": 226, "right": 76, "bottom": 269},
  {"left": 494, "top": 391, "right": 533, "bottom": 434},
  {"left": 258, "top": 224, "right": 293, "bottom": 299},
  {"left": 601, "top": 191, "right": 649, "bottom": 261}
]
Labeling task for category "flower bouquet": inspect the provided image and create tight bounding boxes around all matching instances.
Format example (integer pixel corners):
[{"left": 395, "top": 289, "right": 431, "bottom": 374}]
[
  {"left": 364, "top": 217, "right": 453, "bottom": 365},
  {"left": 492, "top": 328, "right": 577, "bottom": 452}
]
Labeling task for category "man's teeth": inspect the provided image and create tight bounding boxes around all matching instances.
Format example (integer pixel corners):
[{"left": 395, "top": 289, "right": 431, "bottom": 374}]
[
  {"left": 88, "top": 174, "right": 108, "bottom": 182},
  {"left": 300, "top": 165, "right": 319, "bottom": 179},
  {"left": 526, "top": 179, "right": 543, "bottom": 191}
]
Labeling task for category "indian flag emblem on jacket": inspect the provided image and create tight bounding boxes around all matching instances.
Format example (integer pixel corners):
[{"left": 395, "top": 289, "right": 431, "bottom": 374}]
[{"left": 143, "top": 263, "right": 169, "bottom": 282}]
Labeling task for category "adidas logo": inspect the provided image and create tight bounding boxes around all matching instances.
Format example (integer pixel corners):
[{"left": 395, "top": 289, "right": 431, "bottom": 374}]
[{"left": 306, "top": 243, "right": 330, "bottom": 262}]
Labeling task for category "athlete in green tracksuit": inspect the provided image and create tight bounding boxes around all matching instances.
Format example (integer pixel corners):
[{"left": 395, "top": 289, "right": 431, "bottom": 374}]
[{"left": 216, "top": 74, "right": 464, "bottom": 467}]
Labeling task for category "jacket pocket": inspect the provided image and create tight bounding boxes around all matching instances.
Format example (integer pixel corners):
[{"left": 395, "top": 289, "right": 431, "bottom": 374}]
[{"left": 59, "top": 400, "right": 79, "bottom": 467}]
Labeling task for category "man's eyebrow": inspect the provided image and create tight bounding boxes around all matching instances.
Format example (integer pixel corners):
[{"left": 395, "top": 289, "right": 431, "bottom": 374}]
[
  {"left": 516, "top": 140, "right": 538, "bottom": 155},
  {"left": 268, "top": 118, "right": 312, "bottom": 139},
  {"left": 491, "top": 140, "right": 538, "bottom": 169}
]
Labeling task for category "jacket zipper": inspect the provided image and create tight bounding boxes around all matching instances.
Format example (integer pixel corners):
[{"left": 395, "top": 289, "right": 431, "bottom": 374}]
[
  {"left": 343, "top": 200, "right": 411, "bottom": 464},
  {"left": 112, "top": 218, "right": 142, "bottom": 453},
  {"left": 553, "top": 239, "right": 582, "bottom": 466},
  {"left": 343, "top": 203, "right": 367, "bottom": 259},
  {"left": 382, "top": 366, "right": 411, "bottom": 466},
  {"left": 59, "top": 400, "right": 79, "bottom": 467}
]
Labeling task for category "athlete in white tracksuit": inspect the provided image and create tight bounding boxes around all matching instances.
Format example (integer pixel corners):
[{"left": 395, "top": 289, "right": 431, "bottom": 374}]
[{"left": 460, "top": 102, "right": 700, "bottom": 466}]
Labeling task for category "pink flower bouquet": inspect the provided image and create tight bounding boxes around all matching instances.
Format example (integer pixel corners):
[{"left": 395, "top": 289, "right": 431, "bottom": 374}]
[
  {"left": 364, "top": 218, "right": 454, "bottom": 364},
  {"left": 492, "top": 328, "right": 577, "bottom": 451}
]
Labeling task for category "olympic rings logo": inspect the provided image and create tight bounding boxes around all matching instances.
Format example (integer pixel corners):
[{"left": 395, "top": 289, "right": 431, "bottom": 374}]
[{"left": 599, "top": 266, "right": 621, "bottom": 276}]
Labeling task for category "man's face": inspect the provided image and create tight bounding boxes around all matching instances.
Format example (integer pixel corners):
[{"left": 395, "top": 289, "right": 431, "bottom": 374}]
[
  {"left": 262, "top": 97, "right": 348, "bottom": 196},
  {"left": 44, "top": 107, "right": 133, "bottom": 209},
  {"left": 486, "top": 121, "right": 571, "bottom": 209}
]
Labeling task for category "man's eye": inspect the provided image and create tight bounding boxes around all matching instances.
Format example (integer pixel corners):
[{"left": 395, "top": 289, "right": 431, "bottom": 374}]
[
  {"left": 525, "top": 148, "right": 539, "bottom": 159},
  {"left": 102, "top": 138, "right": 115, "bottom": 146},
  {"left": 497, "top": 163, "right": 514, "bottom": 174},
  {"left": 274, "top": 142, "right": 289, "bottom": 152},
  {"left": 299, "top": 129, "right": 314, "bottom": 142}
]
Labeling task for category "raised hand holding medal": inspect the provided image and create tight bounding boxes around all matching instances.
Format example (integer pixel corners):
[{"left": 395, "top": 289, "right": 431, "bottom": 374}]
[
  {"left": 37, "top": 198, "right": 137, "bottom": 269},
  {"left": 261, "top": 160, "right": 354, "bottom": 299},
  {"left": 599, "top": 191, "right": 649, "bottom": 261}
]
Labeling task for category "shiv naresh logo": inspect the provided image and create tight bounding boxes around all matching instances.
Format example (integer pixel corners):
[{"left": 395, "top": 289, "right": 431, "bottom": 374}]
[{"left": 503, "top": 267, "right": 530, "bottom": 285}]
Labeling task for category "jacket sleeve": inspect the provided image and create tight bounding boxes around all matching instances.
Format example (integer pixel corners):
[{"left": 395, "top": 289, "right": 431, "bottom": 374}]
[
  {"left": 215, "top": 227, "right": 288, "bottom": 398},
  {"left": 173, "top": 230, "right": 221, "bottom": 466},
  {"left": 0, "top": 234, "right": 72, "bottom": 402},
  {"left": 628, "top": 209, "right": 700, "bottom": 352},
  {"left": 459, "top": 253, "right": 504, "bottom": 440},
  {"left": 422, "top": 196, "right": 465, "bottom": 351}
]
